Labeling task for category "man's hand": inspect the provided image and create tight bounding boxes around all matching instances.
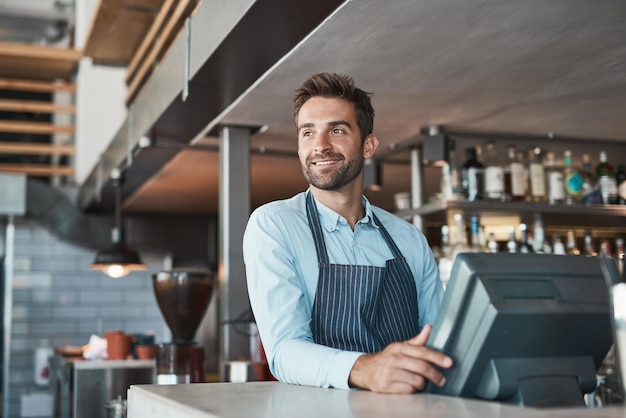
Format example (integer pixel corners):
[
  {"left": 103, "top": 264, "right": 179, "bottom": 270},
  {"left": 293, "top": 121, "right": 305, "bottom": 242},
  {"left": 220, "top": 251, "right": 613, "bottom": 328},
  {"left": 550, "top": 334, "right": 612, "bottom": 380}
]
[{"left": 347, "top": 325, "right": 453, "bottom": 394}]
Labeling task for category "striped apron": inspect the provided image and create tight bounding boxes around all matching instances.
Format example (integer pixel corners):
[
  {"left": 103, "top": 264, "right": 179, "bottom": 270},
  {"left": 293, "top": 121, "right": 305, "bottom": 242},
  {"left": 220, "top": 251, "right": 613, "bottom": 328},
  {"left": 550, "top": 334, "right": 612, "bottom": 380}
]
[{"left": 306, "top": 192, "right": 419, "bottom": 353}]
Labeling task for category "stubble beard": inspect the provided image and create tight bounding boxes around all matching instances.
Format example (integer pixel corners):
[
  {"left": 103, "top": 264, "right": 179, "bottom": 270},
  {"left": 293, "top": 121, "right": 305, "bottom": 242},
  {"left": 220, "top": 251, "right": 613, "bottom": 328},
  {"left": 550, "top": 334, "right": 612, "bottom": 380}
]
[{"left": 302, "top": 153, "right": 364, "bottom": 191}]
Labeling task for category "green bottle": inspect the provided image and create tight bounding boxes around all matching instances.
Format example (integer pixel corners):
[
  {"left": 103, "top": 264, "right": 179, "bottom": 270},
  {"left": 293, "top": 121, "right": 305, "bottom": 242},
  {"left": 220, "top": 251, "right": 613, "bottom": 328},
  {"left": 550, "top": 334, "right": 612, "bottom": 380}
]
[{"left": 596, "top": 151, "right": 618, "bottom": 204}]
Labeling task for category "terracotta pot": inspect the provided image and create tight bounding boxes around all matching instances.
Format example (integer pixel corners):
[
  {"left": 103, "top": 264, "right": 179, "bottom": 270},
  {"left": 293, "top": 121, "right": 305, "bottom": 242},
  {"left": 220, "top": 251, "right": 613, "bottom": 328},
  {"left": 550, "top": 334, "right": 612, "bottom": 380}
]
[
  {"left": 107, "top": 333, "right": 130, "bottom": 360},
  {"left": 136, "top": 345, "right": 156, "bottom": 360}
]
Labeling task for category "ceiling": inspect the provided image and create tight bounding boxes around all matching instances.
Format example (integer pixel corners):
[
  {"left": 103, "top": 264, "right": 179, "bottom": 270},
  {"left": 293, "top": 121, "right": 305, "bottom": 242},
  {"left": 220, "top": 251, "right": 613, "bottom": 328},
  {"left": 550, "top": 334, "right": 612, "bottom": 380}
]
[
  {"left": 123, "top": 0, "right": 626, "bottom": 215},
  {"left": 3, "top": 0, "right": 626, "bottom": 215}
]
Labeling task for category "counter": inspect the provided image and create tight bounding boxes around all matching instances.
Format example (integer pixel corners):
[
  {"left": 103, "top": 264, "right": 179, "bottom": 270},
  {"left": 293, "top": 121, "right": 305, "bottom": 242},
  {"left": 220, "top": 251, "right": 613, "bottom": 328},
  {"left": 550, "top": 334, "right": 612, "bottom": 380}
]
[
  {"left": 127, "top": 382, "right": 626, "bottom": 418},
  {"left": 51, "top": 355, "right": 155, "bottom": 418}
]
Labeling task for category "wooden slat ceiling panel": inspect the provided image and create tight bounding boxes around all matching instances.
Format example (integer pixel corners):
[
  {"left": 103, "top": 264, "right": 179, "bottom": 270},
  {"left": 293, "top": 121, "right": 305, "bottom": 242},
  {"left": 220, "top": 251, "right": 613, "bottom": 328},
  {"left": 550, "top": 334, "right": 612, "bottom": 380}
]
[
  {"left": 83, "top": 0, "right": 166, "bottom": 65},
  {"left": 0, "top": 43, "right": 81, "bottom": 81}
]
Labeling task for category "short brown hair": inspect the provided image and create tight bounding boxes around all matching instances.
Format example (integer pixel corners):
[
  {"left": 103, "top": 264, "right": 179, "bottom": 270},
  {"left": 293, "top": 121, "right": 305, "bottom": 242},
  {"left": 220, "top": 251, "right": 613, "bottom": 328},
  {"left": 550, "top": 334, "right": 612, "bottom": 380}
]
[{"left": 293, "top": 73, "right": 374, "bottom": 143}]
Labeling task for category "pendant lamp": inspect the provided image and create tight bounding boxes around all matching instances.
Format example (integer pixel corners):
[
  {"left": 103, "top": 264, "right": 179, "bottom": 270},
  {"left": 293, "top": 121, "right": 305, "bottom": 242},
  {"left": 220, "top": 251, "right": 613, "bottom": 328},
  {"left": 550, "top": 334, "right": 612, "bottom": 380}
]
[{"left": 90, "top": 169, "right": 146, "bottom": 278}]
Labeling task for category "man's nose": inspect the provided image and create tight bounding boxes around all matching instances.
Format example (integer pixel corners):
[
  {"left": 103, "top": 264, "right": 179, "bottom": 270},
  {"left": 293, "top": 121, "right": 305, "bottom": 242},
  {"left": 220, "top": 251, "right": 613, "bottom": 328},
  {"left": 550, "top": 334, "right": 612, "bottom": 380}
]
[{"left": 313, "top": 133, "right": 332, "bottom": 152}]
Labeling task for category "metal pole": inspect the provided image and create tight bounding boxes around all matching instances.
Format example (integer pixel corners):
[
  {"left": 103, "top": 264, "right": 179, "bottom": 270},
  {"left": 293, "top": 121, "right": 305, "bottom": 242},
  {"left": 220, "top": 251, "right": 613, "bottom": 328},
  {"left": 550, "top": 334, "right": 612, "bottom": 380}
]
[
  {"left": 218, "top": 126, "right": 251, "bottom": 379},
  {"left": 410, "top": 148, "right": 424, "bottom": 230},
  {"left": 2, "top": 217, "right": 15, "bottom": 418}
]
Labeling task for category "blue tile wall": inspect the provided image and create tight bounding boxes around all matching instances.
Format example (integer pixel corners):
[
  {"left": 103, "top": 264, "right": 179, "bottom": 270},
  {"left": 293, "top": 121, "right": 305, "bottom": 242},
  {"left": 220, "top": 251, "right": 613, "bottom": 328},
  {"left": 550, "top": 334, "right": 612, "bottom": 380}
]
[{"left": 6, "top": 219, "right": 169, "bottom": 418}]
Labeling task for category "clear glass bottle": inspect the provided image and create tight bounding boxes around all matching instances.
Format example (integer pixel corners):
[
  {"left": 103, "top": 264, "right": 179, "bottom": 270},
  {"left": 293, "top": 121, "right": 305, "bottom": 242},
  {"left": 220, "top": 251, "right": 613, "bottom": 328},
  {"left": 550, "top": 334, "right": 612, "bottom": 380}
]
[
  {"left": 441, "top": 140, "right": 465, "bottom": 201},
  {"left": 553, "top": 235, "right": 566, "bottom": 255},
  {"left": 616, "top": 164, "right": 626, "bottom": 205},
  {"left": 506, "top": 226, "right": 518, "bottom": 253},
  {"left": 599, "top": 238, "right": 612, "bottom": 257},
  {"left": 596, "top": 151, "right": 618, "bottom": 204},
  {"left": 518, "top": 223, "right": 533, "bottom": 253},
  {"left": 462, "top": 147, "right": 484, "bottom": 201},
  {"left": 532, "top": 213, "right": 546, "bottom": 253},
  {"left": 469, "top": 215, "right": 488, "bottom": 252},
  {"left": 566, "top": 230, "right": 580, "bottom": 255},
  {"left": 483, "top": 141, "right": 505, "bottom": 201},
  {"left": 449, "top": 214, "right": 472, "bottom": 269},
  {"left": 563, "top": 150, "right": 583, "bottom": 205},
  {"left": 527, "top": 147, "right": 546, "bottom": 203},
  {"left": 437, "top": 225, "right": 453, "bottom": 289},
  {"left": 504, "top": 145, "right": 527, "bottom": 202},
  {"left": 545, "top": 151, "right": 565, "bottom": 205},
  {"left": 487, "top": 232, "right": 499, "bottom": 253},
  {"left": 615, "top": 238, "right": 624, "bottom": 277},
  {"left": 583, "top": 231, "right": 597, "bottom": 256},
  {"left": 580, "top": 153, "right": 601, "bottom": 206}
]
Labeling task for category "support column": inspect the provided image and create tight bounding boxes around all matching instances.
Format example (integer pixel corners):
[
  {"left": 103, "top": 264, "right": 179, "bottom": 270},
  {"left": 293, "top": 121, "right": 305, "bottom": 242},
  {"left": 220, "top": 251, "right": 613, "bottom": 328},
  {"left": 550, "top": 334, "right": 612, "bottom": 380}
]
[
  {"left": 411, "top": 148, "right": 424, "bottom": 231},
  {"left": 218, "top": 126, "right": 251, "bottom": 374},
  {"left": 2, "top": 217, "right": 15, "bottom": 418}
]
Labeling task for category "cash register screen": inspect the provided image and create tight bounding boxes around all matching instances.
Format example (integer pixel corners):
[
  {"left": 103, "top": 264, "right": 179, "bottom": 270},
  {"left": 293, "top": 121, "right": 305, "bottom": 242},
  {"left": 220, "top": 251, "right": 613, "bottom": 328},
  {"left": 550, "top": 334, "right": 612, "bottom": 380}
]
[{"left": 426, "top": 253, "right": 613, "bottom": 407}]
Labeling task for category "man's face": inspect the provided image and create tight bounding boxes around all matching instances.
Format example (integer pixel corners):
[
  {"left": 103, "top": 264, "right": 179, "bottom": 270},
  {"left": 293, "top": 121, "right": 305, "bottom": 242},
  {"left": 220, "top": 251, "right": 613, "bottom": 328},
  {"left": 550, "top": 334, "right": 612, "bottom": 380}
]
[{"left": 296, "top": 97, "right": 376, "bottom": 191}]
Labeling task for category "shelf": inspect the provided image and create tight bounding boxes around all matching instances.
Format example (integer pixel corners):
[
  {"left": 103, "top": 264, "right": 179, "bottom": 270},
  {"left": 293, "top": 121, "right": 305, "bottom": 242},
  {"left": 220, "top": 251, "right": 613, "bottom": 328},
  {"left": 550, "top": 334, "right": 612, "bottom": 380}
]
[
  {"left": 0, "top": 142, "right": 75, "bottom": 156},
  {"left": 0, "top": 98, "right": 75, "bottom": 114},
  {"left": 398, "top": 200, "right": 626, "bottom": 230},
  {"left": 0, "top": 164, "right": 73, "bottom": 177},
  {"left": 0, "top": 120, "right": 75, "bottom": 135},
  {"left": 0, "top": 43, "right": 81, "bottom": 81},
  {"left": 0, "top": 78, "right": 75, "bottom": 93}
]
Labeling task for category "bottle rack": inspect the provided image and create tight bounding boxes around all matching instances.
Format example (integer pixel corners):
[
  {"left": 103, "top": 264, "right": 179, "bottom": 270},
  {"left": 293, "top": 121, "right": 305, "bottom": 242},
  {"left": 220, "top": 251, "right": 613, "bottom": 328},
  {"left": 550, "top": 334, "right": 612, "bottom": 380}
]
[{"left": 392, "top": 127, "right": 626, "bottom": 243}]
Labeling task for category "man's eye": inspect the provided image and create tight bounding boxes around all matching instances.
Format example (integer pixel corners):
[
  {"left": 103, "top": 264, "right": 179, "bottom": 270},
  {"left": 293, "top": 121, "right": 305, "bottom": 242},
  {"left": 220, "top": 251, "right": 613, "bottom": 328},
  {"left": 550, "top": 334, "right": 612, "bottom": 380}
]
[
  {"left": 331, "top": 128, "right": 344, "bottom": 134},
  {"left": 301, "top": 130, "right": 313, "bottom": 137}
]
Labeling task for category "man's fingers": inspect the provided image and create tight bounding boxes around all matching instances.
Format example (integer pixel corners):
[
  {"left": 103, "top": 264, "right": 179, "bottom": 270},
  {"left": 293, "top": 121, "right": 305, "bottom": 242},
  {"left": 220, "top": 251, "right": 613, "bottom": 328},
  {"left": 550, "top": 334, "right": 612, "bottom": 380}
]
[{"left": 408, "top": 324, "right": 432, "bottom": 346}]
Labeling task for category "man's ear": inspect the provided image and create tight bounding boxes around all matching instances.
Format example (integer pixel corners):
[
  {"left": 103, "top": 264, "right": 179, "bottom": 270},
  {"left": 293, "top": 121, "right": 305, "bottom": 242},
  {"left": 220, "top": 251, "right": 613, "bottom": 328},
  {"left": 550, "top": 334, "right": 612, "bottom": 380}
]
[{"left": 363, "top": 134, "right": 379, "bottom": 159}]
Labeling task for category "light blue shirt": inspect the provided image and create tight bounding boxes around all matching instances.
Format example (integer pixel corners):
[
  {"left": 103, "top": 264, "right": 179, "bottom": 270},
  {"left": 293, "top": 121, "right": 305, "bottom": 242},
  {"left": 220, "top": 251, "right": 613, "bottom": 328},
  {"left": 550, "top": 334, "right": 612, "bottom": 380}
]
[{"left": 243, "top": 190, "right": 443, "bottom": 389}]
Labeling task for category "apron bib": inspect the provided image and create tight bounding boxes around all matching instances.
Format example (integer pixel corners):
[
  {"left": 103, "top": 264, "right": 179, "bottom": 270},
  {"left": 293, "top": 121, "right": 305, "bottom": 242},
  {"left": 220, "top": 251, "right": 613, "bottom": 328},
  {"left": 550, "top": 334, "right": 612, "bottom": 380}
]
[{"left": 306, "top": 192, "right": 419, "bottom": 353}]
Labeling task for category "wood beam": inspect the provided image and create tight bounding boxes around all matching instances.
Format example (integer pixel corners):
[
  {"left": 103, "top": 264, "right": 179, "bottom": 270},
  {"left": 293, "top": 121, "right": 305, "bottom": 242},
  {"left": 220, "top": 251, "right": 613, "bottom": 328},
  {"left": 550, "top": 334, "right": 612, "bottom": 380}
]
[
  {"left": 0, "top": 78, "right": 76, "bottom": 93},
  {"left": 0, "top": 164, "right": 74, "bottom": 177},
  {"left": 0, "top": 99, "right": 76, "bottom": 114},
  {"left": 0, "top": 142, "right": 75, "bottom": 156},
  {"left": 0, "top": 121, "right": 75, "bottom": 135},
  {"left": 125, "top": 0, "right": 196, "bottom": 104}
]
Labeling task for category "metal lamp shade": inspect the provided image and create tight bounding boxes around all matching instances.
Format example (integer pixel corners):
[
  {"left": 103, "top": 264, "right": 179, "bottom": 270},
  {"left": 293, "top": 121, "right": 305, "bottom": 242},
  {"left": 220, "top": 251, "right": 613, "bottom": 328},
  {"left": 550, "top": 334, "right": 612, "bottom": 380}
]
[{"left": 90, "top": 242, "right": 146, "bottom": 278}]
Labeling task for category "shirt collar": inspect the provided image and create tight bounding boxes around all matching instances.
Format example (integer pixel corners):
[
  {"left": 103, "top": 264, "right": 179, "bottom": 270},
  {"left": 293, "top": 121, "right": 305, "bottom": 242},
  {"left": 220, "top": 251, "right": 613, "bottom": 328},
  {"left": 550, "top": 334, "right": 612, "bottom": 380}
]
[{"left": 308, "top": 190, "right": 380, "bottom": 232}]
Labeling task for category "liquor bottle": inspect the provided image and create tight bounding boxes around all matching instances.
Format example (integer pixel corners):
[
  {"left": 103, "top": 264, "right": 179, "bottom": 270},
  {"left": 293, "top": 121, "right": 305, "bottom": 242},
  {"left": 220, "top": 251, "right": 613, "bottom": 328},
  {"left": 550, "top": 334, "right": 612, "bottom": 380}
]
[
  {"left": 448, "top": 214, "right": 472, "bottom": 279},
  {"left": 504, "top": 145, "right": 527, "bottom": 202},
  {"left": 553, "top": 235, "right": 566, "bottom": 255},
  {"left": 596, "top": 151, "right": 618, "bottom": 204},
  {"left": 532, "top": 213, "right": 546, "bottom": 253},
  {"left": 615, "top": 238, "right": 625, "bottom": 277},
  {"left": 462, "top": 148, "right": 484, "bottom": 201},
  {"left": 580, "top": 153, "right": 601, "bottom": 206},
  {"left": 583, "top": 231, "right": 597, "bottom": 256},
  {"left": 483, "top": 141, "right": 505, "bottom": 202},
  {"left": 563, "top": 150, "right": 583, "bottom": 205},
  {"left": 487, "top": 232, "right": 499, "bottom": 253},
  {"left": 469, "top": 215, "right": 488, "bottom": 252},
  {"left": 527, "top": 147, "right": 546, "bottom": 203},
  {"left": 599, "top": 238, "right": 612, "bottom": 257},
  {"left": 441, "top": 140, "right": 465, "bottom": 201},
  {"left": 545, "top": 151, "right": 565, "bottom": 205},
  {"left": 518, "top": 223, "right": 533, "bottom": 253},
  {"left": 506, "top": 227, "right": 518, "bottom": 253},
  {"left": 616, "top": 164, "right": 626, "bottom": 205},
  {"left": 437, "top": 225, "right": 453, "bottom": 289},
  {"left": 566, "top": 230, "right": 580, "bottom": 255}
]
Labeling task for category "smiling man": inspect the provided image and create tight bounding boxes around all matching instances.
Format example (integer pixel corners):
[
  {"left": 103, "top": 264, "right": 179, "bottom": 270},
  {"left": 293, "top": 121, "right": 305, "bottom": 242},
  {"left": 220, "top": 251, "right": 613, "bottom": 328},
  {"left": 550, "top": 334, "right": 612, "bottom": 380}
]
[{"left": 243, "top": 72, "right": 451, "bottom": 394}]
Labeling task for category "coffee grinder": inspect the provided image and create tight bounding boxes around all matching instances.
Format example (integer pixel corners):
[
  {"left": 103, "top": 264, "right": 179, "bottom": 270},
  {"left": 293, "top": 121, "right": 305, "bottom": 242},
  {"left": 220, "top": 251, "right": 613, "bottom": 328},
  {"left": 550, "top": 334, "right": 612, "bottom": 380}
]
[{"left": 151, "top": 270, "right": 215, "bottom": 384}]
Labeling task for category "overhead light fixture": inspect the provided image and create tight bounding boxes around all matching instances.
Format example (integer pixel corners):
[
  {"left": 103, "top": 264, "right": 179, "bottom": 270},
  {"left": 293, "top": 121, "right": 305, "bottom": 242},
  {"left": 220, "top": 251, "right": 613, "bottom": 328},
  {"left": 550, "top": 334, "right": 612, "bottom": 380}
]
[{"left": 90, "top": 169, "right": 146, "bottom": 278}]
